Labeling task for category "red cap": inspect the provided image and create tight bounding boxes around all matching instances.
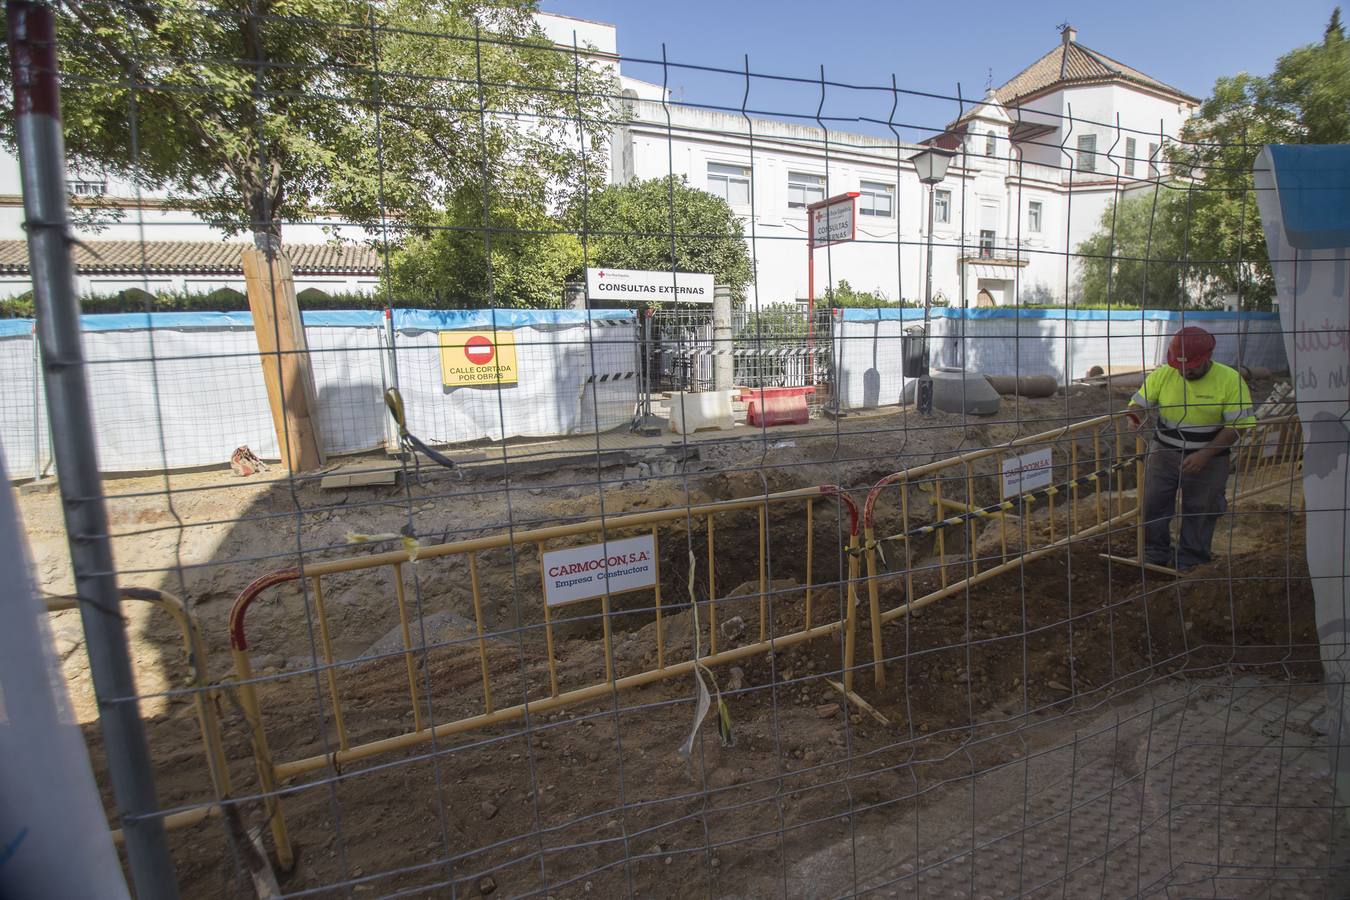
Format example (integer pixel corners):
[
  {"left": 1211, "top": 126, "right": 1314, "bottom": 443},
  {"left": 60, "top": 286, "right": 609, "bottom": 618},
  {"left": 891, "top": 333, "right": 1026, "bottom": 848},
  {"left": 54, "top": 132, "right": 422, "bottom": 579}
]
[{"left": 1167, "top": 326, "right": 1215, "bottom": 372}]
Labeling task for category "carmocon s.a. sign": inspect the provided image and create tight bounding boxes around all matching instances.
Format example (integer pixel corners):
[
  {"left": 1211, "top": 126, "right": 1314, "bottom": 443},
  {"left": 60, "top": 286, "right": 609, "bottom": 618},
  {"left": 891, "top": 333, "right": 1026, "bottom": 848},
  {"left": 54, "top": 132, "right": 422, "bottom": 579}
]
[
  {"left": 541, "top": 534, "right": 657, "bottom": 606},
  {"left": 585, "top": 268, "right": 714, "bottom": 304},
  {"left": 1001, "top": 447, "right": 1053, "bottom": 499},
  {"left": 439, "top": 330, "right": 518, "bottom": 386}
]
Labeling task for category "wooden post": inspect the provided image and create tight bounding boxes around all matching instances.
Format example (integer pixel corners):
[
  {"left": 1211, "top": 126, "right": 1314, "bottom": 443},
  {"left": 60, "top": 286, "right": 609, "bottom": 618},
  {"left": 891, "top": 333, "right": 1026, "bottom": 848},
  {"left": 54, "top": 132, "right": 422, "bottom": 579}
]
[{"left": 242, "top": 247, "right": 324, "bottom": 472}]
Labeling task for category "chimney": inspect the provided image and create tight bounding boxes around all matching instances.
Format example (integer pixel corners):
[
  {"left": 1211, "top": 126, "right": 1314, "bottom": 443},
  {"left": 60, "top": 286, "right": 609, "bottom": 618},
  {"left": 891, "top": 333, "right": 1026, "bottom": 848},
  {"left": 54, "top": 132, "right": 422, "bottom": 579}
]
[{"left": 1061, "top": 24, "right": 1077, "bottom": 44}]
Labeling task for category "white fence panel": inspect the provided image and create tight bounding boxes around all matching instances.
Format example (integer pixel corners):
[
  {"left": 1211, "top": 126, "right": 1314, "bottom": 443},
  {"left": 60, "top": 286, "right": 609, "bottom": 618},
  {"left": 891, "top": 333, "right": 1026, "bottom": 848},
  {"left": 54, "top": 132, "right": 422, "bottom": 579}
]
[{"left": 833, "top": 308, "right": 1289, "bottom": 410}]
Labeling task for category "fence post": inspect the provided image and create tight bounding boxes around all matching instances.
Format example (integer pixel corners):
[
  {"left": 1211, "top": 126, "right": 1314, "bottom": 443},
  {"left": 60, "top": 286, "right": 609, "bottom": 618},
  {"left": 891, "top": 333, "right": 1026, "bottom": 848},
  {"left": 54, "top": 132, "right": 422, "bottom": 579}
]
[
  {"left": 6, "top": 4, "right": 180, "bottom": 897},
  {"left": 713, "top": 283, "right": 734, "bottom": 392},
  {"left": 30, "top": 324, "right": 41, "bottom": 479}
]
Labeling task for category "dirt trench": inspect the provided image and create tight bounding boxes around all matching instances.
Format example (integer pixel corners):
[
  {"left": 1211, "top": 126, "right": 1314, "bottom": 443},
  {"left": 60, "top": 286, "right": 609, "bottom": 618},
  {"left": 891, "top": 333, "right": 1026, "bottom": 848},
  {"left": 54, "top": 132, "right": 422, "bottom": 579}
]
[{"left": 74, "top": 492, "right": 1317, "bottom": 899}]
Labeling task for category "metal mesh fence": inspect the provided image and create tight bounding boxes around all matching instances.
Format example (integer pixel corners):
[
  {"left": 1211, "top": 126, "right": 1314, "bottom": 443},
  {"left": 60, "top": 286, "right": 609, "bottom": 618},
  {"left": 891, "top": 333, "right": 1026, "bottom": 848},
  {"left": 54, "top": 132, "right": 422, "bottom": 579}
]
[{"left": 3, "top": 4, "right": 1348, "bottom": 899}]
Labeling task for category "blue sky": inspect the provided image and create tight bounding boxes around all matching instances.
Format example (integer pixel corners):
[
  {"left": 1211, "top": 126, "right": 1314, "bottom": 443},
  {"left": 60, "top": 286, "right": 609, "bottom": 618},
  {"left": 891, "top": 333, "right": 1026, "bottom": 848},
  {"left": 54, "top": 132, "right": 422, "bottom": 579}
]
[{"left": 540, "top": 0, "right": 1339, "bottom": 140}]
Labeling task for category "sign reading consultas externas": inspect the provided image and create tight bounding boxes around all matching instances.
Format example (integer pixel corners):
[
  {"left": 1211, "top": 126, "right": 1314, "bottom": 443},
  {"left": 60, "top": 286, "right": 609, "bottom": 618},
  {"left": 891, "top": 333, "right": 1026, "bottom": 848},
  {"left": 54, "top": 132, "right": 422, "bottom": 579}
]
[{"left": 585, "top": 268, "right": 714, "bottom": 304}]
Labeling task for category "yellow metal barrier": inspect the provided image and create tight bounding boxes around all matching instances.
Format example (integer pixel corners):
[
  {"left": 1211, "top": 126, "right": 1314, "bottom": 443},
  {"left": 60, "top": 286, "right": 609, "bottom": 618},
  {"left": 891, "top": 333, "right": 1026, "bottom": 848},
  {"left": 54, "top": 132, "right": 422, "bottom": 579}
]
[
  {"left": 224, "top": 415, "right": 1303, "bottom": 867},
  {"left": 227, "top": 484, "right": 861, "bottom": 870},
  {"left": 860, "top": 411, "right": 1145, "bottom": 689},
  {"left": 859, "top": 413, "right": 1305, "bottom": 690},
  {"left": 1230, "top": 415, "right": 1303, "bottom": 502},
  {"left": 47, "top": 587, "right": 232, "bottom": 844}
]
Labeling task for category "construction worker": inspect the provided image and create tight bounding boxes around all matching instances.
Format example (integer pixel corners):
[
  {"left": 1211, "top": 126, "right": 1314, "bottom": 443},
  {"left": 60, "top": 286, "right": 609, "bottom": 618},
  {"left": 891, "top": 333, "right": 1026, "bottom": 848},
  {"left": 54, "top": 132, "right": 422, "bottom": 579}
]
[{"left": 1127, "top": 326, "right": 1256, "bottom": 571}]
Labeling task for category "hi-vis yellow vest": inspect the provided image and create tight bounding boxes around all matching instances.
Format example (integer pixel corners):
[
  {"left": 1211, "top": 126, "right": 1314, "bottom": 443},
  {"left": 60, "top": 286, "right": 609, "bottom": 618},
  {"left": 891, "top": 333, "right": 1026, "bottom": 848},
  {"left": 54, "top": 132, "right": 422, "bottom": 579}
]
[{"left": 1129, "top": 362, "right": 1256, "bottom": 450}]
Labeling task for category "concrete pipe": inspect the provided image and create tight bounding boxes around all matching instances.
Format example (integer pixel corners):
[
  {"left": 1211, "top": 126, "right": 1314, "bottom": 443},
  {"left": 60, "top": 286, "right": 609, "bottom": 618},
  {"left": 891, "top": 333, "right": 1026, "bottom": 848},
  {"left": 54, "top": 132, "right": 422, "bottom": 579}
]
[
  {"left": 983, "top": 374, "right": 1058, "bottom": 398},
  {"left": 1085, "top": 364, "right": 1147, "bottom": 379}
]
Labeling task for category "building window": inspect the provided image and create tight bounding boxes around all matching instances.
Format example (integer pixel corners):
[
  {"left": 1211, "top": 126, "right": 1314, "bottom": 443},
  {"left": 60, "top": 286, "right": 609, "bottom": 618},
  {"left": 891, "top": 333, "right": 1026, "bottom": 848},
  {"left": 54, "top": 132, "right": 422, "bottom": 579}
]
[
  {"left": 933, "top": 189, "right": 952, "bottom": 225},
  {"left": 1148, "top": 143, "right": 1161, "bottom": 179},
  {"left": 985, "top": 131, "right": 997, "bottom": 158},
  {"left": 1027, "top": 200, "right": 1043, "bottom": 233},
  {"left": 70, "top": 179, "right": 108, "bottom": 198},
  {"left": 1124, "top": 137, "right": 1136, "bottom": 177},
  {"left": 707, "top": 163, "right": 750, "bottom": 207},
  {"left": 979, "top": 229, "right": 996, "bottom": 259},
  {"left": 858, "top": 180, "right": 893, "bottom": 218},
  {"left": 1076, "top": 133, "right": 1097, "bottom": 173},
  {"left": 787, "top": 171, "right": 825, "bottom": 209}
]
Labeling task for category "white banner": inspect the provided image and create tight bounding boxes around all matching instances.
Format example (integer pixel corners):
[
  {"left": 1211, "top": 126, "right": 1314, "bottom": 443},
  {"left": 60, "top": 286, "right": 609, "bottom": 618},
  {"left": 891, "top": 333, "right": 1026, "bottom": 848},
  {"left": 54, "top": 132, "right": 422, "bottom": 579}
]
[
  {"left": 1001, "top": 447, "right": 1053, "bottom": 499},
  {"left": 585, "top": 268, "right": 714, "bottom": 304},
  {"left": 811, "top": 198, "right": 855, "bottom": 246},
  {"left": 1255, "top": 144, "right": 1350, "bottom": 810},
  {"left": 541, "top": 534, "right": 657, "bottom": 606}
]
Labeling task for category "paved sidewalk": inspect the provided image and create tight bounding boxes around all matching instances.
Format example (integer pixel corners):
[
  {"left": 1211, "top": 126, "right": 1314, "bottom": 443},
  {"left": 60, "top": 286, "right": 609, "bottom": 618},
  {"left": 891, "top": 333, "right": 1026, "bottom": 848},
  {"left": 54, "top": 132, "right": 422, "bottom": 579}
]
[{"left": 768, "top": 674, "right": 1338, "bottom": 898}]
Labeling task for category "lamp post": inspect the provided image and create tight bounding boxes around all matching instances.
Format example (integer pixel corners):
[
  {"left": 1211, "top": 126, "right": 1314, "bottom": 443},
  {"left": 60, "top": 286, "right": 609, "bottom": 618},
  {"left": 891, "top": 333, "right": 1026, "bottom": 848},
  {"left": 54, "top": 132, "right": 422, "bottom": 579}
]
[{"left": 909, "top": 147, "right": 954, "bottom": 414}]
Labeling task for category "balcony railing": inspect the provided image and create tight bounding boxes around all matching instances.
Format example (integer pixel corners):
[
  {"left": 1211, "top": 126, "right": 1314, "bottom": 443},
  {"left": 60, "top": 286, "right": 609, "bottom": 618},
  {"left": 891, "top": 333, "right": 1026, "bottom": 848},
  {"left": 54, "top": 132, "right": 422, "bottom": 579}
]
[{"left": 959, "top": 241, "right": 1031, "bottom": 266}]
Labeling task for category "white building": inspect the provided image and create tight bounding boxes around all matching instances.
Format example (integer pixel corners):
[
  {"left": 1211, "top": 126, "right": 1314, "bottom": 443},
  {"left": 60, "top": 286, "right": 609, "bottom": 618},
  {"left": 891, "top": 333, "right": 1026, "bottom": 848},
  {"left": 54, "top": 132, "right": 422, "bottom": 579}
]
[
  {"left": 0, "top": 17, "right": 1197, "bottom": 307},
  {"left": 610, "top": 23, "right": 1199, "bottom": 309}
]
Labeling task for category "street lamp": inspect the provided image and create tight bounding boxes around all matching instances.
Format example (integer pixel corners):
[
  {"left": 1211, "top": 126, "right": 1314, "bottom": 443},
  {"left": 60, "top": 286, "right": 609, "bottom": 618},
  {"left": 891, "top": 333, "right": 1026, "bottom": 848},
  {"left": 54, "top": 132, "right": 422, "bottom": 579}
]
[{"left": 909, "top": 146, "right": 955, "bottom": 415}]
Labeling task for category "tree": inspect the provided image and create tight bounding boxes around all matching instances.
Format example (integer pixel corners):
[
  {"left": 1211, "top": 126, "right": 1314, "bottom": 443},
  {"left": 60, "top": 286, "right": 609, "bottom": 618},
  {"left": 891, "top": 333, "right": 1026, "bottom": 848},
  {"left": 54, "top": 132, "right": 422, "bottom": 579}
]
[
  {"left": 0, "top": 1, "right": 611, "bottom": 247},
  {"left": 1072, "top": 10, "right": 1348, "bottom": 309},
  {"left": 1076, "top": 189, "right": 1200, "bottom": 309},
  {"left": 1166, "top": 8, "right": 1348, "bottom": 306},
  {"left": 384, "top": 186, "right": 581, "bottom": 307},
  {"left": 576, "top": 177, "right": 753, "bottom": 303}
]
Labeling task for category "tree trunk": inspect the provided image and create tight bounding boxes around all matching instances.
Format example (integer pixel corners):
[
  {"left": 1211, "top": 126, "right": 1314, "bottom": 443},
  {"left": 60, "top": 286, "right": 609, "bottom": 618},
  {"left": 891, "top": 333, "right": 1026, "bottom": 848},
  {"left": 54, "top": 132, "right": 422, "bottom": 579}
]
[{"left": 243, "top": 170, "right": 282, "bottom": 252}]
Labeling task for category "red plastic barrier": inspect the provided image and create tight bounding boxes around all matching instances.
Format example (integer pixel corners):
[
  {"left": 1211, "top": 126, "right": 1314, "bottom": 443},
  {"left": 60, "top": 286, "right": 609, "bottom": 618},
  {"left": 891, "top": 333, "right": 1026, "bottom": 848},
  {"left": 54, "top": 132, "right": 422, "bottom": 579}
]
[
  {"left": 738, "top": 386, "right": 815, "bottom": 403},
  {"left": 747, "top": 393, "right": 809, "bottom": 427}
]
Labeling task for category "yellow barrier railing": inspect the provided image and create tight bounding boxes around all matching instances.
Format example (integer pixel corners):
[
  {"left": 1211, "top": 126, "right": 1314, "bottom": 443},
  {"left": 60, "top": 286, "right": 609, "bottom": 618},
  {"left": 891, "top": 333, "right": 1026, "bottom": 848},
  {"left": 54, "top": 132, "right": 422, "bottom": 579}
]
[
  {"left": 47, "top": 588, "right": 232, "bottom": 844},
  {"left": 858, "top": 413, "right": 1305, "bottom": 691},
  {"left": 1230, "top": 415, "right": 1303, "bottom": 502},
  {"left": 860, "top": 411, "right": 1145, "bottom": 689},
  {"left": 227, "top": 484, "right": 861, "bottom": 870},
  {"left": 223, "top": 414, "right": 1303, "bottom": 868}
]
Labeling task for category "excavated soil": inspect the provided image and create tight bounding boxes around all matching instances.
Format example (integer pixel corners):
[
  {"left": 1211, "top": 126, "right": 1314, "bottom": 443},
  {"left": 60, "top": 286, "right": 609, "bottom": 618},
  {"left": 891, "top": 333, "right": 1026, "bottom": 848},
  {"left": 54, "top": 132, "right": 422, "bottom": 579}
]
[
  {"left": 16, "top": 378, "right": 1320, "bottom": 897},
  {"left": 72, "top": 501, "right": 1314, "bottom": 899}
]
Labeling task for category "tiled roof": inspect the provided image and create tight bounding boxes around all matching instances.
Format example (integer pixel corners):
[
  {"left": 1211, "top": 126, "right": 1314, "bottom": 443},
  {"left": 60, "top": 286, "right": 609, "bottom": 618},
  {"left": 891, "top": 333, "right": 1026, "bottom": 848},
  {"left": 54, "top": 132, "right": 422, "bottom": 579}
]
[
  {"left": 996, "top": 38, "right": 1199, "bottom": 107},
  {"left": 0, "top": 240, "right": 379, "bottom": 276}
]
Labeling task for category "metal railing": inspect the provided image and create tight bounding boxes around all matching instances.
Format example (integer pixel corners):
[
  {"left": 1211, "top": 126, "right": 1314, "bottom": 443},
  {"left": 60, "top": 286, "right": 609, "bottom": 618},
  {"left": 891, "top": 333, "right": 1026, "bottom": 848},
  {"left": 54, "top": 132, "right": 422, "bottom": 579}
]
[
  {"left": 856, "top": 414, "right": 1304, "bottom": 689},
  {"left": 1229, "top": 415, "right": 1304, "bottom": 502},
  {"left": 650, "top": 304, "right": 832, "bottom": 393},
  {"left": 859, "top": 411, "right": 1145, "bottom": 688},
  {"left": 46, "top": 588, "right": 232, "bottom": 844},
  {"left": 227, "top": 484, "right": 861, "bottom": 870},
  {"left": 218, "top": 415, "right": 1303, "bottom": 869}
]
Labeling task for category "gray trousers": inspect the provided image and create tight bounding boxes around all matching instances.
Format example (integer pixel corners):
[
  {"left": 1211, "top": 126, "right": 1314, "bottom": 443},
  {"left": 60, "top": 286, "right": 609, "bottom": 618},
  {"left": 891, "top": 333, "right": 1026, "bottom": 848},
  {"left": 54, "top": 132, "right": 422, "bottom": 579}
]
[{"left": 1142, "top": 443, "right": 1230, "bottom": 568}]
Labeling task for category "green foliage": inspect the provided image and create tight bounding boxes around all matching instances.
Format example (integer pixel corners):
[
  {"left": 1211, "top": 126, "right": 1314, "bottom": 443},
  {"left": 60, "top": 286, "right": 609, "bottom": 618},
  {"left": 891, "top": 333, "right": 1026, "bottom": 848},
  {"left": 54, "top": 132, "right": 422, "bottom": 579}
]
[
  {"left": 1169, "top": 9, "right": 1347, "bottom": 306},
  {"left": 0, "top": 288, "right": 386, "bottom": 318},
  {"left": 576, "top": 177, "right": 753, "bottom": 304},
  {"left": 1021, "top": 301, "right": 1143, "bottom": 310},
  {"left": 821, "top": 279, "right": 908, "bottom": 308},
  {"left": 734, "top": 303, "right": 807, "bottom": 345},
  {"left": 1075, "top": 189, "right": 1201, "bottom": 308},
  {"left": 0, "top": 1, "right": 611, "bottom": 243},
  {"left": 385, "top": 187, "right": 582, "bottom": 307},
  {"left": 1073, "top": 10, "right": 1348, "bottom": 310},
  {"left": 0, "top": 293, "right": 32, "bottom": 318}
]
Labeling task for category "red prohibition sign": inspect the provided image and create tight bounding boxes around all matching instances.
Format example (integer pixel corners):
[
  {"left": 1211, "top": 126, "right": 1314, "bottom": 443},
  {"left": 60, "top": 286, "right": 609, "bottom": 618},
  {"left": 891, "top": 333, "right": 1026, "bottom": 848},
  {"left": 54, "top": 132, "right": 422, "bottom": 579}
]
[{"left": 464, "top": 335, "right": 495, "bottom": 365}]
